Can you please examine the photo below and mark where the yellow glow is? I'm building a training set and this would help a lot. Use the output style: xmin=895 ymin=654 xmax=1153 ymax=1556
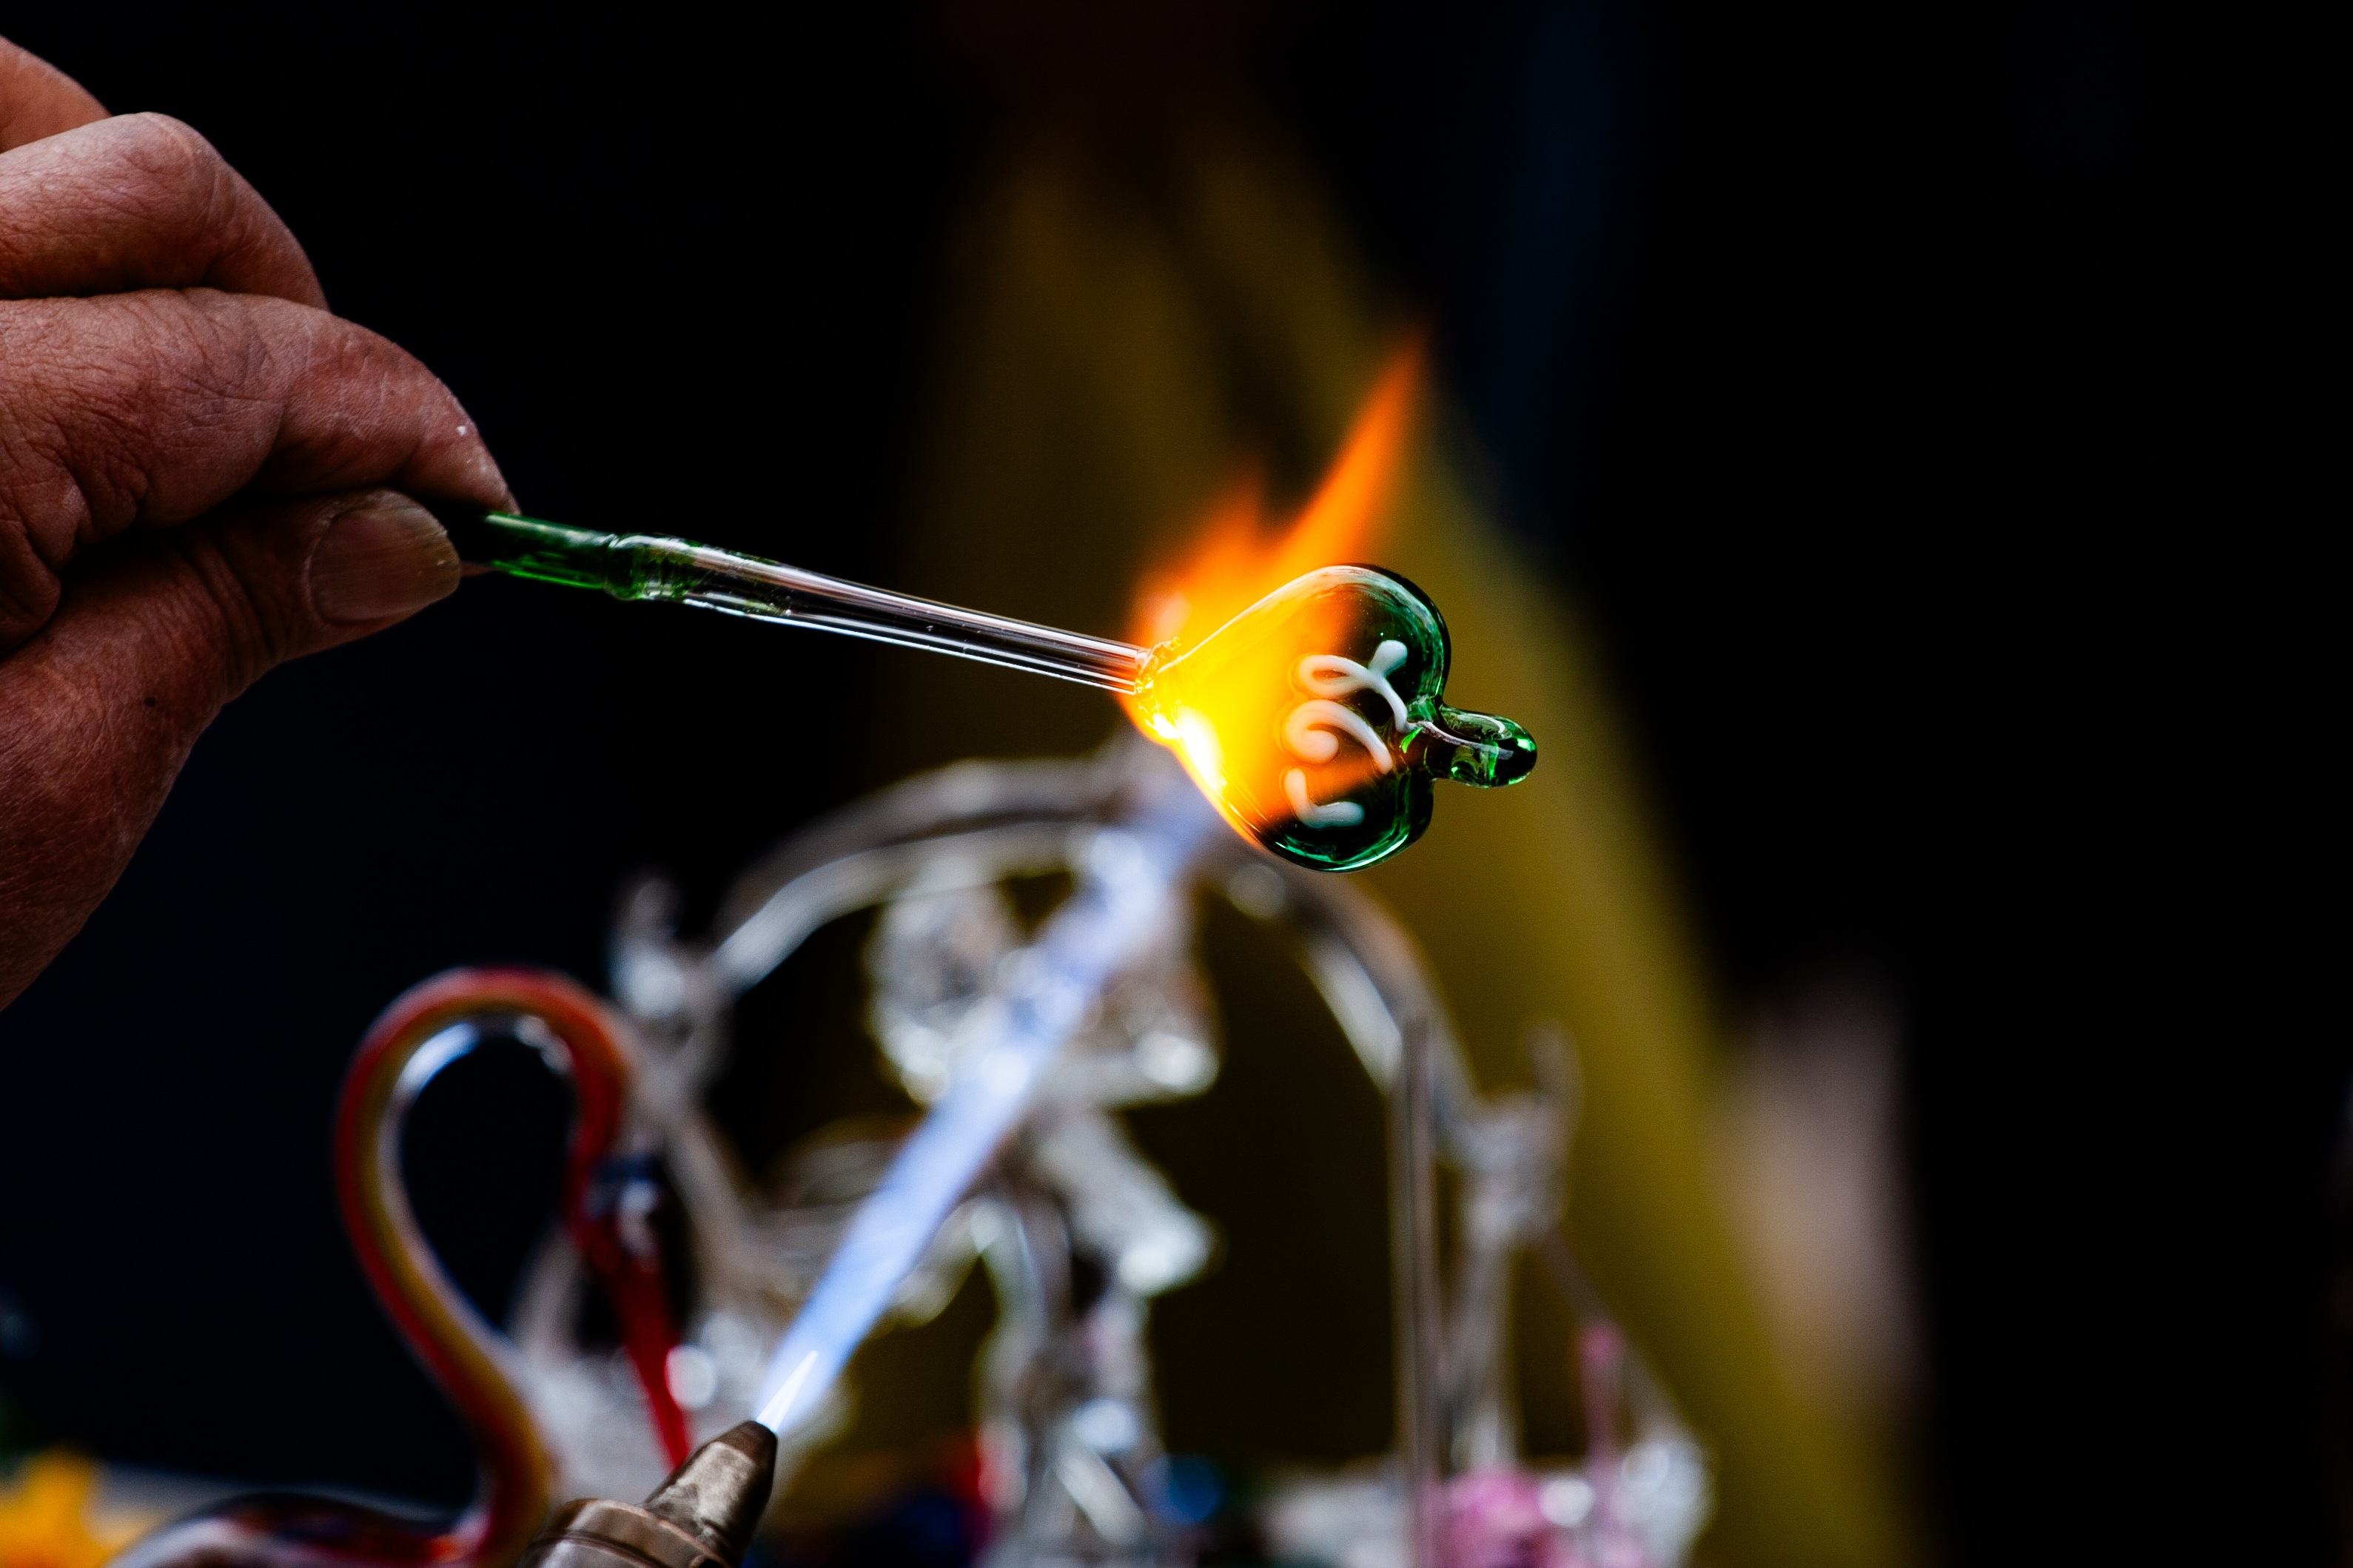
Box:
xmin=1175 ymin=708 xmax=1227 ymax=795
xmin=1125 ymin=348 xmax=1420 ymax=839
xmin=0 ymin=1455 xmax=150 ymax=1568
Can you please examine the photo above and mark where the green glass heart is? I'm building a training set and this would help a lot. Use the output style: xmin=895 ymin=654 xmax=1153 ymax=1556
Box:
xmin=1130 ymin=566 xmax=1536 ymax=870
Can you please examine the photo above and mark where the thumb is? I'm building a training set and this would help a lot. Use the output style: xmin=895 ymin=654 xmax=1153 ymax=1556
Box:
xmin=0 ymin=489 xmax=457 ymax=1009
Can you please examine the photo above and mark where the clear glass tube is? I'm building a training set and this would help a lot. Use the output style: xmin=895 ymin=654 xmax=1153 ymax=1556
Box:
xmin=452 ymin=511 xmax=1149 ymax=693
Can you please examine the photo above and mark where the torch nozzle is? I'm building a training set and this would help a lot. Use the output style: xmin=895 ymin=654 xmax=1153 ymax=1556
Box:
xmin=643 ymin=1421 xmax=777 ymax=1563
xmin=515 ymin=1422 xmax=777 ymax=1568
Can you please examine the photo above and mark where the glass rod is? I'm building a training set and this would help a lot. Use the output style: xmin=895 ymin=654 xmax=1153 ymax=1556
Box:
xmin=443 ymin=510 xmax=1150 ymax=693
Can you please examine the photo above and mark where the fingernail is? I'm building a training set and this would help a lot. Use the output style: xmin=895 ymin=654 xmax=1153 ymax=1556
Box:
xmin=310 ymin=497 xmax=460 ymax=624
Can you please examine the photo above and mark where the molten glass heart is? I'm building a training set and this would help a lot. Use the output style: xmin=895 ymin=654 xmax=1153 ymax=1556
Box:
xmin=1128 ymin=567 xmax=1536 ymax=870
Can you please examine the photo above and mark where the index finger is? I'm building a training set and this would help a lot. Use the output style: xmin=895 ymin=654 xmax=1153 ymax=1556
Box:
xmin=0 ymin=36 xmax=106 ymax=151
xmin=0 ymin=289 xmax=508 ymax=650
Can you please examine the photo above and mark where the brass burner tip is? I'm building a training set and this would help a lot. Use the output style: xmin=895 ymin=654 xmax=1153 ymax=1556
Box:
xmin=516 ymin=1422 xmax=778 ymax=1568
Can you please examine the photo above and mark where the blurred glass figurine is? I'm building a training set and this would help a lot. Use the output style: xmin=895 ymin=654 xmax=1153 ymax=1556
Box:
xmin=103 ymin=739 xmax=1700 ymax=1568
xmin=604 ymin=740 xmax=1708 ymax=1567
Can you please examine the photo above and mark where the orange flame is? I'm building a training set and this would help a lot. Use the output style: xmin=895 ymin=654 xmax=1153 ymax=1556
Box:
xmin=1126 ymin=343 xmax=1422 ymax=655
xmin=1124 ymin=346 xmax=1423 ymax=846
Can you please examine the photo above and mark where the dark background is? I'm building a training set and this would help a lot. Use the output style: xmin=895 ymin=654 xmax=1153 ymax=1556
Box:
xmin=0 ymin=2 xmax=2334 ymax=1561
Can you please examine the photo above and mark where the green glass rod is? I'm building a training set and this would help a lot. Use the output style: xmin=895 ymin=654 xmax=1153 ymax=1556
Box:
xmin=437 ymin=508 xmax=1148 ymax=693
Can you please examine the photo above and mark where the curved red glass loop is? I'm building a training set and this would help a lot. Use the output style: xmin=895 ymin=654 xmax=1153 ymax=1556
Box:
xmin=338 ymin=967 xmax=695 ymax=1481
xmin=110 ymin=968 xmax=690 ymax=1568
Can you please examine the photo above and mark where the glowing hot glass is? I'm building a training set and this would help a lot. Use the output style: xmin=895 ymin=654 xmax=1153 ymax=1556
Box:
xmin=1128 ymin=566 xmax=1534 ymax=869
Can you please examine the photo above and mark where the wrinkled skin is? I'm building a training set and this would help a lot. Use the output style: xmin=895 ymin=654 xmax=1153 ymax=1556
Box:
xmin=0 ymin=37 xmax=508 ymax=1009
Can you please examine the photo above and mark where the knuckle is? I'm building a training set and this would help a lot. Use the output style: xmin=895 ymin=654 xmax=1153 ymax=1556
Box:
xmin=108 ymin=115 xmax=320 ymax=308
xmin=155 ymin=525 xmax=282 ymax=689
xmin=38 ymin=117 xmax=198 ymax=257
xmin=113 ymin=112 xmax=225 ymax=182
xmin=104 ymin=113 xmax=241 ymax=243
xmin=281 ymin=310 xmax=457 ymax=478
xmin=1 ymin=293 xmax=281 ymax=533
xmin=0 ymin=304 xmax=110 ymax=536
xmin=172 ymin=290 xmax=284 ymax=398
xmin=0 ymin=509 xmax=64 ymax=647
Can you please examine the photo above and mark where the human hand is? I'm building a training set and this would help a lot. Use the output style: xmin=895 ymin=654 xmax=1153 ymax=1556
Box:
xmin=0 ymin=38 xmax=509 ymax=1009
